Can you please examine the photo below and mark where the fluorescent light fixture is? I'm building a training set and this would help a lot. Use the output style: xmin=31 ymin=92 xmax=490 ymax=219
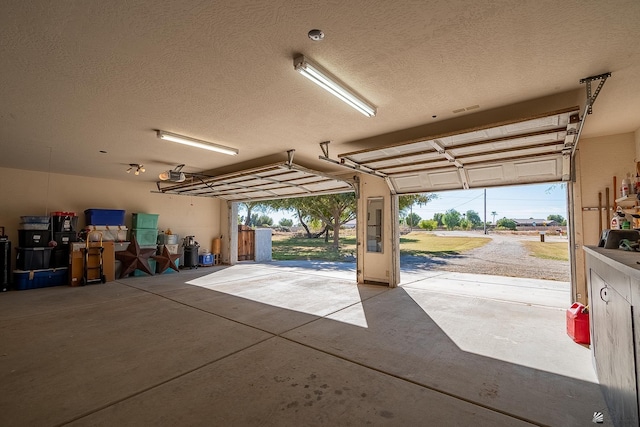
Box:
xmin=294 ymin=55 xmax=376 ymax=117
xmin=157 ymin=131 xmax=239 ymax=156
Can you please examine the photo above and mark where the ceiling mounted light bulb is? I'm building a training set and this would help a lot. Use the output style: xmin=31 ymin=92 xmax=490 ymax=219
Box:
xmin=157 ymin=131 xmax=238 ymax=156
xmin=293 ymin=55 xmax=376 ymax=117
xmin=158 ymin=164 xmax=186 ymax=182
xmin=127 ymin=163 xmax=145 ymax=175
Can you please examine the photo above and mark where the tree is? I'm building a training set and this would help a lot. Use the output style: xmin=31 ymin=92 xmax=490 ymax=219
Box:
xmin=398 ymin=194 xmax=437 ymax=216
xmin=433 ymin=213 xmax=444 ymax=227
xmin=240 ymin=201 xmax=266 ymax=226
xmin=257 ymin=215 xmax=273 ymax=226
xmin=278 ymin=218 xmax=293 ymax=227
xmin=491 ymin=211 xmax=497 ymax=224
xmin=547 ymin=214 xmax=567 ymax=226
xmin=247 ymin=213 xmax=258 ymax=227
xmin=442 ymin=209 xmax=461 ymax=229
xmin=459 ymin=218 xmax=471 ymax=230
xmin=465 ymin=210 xmax=482 ymax=228
xmin=263 ymin=193 xmax=356 ymax=248
xmin=405 ymin=212 xmax=422 ymax=228
xmin=496 ymin=217 xmax=516 ymax=230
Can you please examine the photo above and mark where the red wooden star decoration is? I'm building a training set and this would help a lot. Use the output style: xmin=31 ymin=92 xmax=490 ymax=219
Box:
xmin=115 ymin=234 xmax=156 ymax=278
xmin=152 ymin=244 xmax=181 ymax=274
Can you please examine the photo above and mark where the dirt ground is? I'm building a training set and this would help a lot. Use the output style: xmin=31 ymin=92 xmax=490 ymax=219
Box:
xmin=400 ymin=230 xmax=570 ymax=282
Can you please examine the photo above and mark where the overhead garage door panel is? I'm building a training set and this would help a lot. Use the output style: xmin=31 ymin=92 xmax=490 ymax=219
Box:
xmin=390 ymin=156 xmax=564 ymax=193
xmin=155 ymin=163 xmax=354 ymax=202
xmin=339 ymin=107 xmax=580 ymax=194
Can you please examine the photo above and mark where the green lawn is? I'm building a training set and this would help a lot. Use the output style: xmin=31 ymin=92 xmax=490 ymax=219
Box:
xmin=271 ymin=232 xmax=491 ymax=261
xmin=522 ymin=241 xmax=569 ymax=261
xmin=272 ymin=234 xmax=357 ymax=261
xmin=399 ymin=232 xmax=490 ymax=256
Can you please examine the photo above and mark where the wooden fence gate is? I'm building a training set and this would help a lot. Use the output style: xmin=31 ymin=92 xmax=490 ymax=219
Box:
xmin=238 ymin=225 xmax=255 ymax=261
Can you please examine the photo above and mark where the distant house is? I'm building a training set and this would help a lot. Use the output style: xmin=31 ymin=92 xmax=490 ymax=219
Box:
xmin=512 ymin=218 xmax=558 ymax=227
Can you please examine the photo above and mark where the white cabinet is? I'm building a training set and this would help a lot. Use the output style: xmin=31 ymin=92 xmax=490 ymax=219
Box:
xmin=586 ymin=251 xmax=640 ymax=426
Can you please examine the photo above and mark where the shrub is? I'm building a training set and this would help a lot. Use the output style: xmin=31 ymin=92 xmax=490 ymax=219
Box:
xmin=418 ymin=219 xmax=438 ymax=230
xmin=496 ymin=217 xmax=516 ymax=230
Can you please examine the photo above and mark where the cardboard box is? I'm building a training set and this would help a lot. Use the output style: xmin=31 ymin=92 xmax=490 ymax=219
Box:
xmin=69 ymin=241 xmax=115 ymax=286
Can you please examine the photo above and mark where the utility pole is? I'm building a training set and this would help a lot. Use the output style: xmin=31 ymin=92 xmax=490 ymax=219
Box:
xmin=483 ymin=188 xmax=487 ymax=235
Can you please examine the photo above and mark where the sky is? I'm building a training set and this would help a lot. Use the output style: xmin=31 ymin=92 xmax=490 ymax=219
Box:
xmin=409 ymin=182 xmax=568 ymax=223
xmin=243 ymin=182 xmax=569 ymax=225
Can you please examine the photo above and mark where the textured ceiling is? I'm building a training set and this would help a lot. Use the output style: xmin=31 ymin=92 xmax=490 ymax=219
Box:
xmin=1 ymin=1 xmax=639 ymax=185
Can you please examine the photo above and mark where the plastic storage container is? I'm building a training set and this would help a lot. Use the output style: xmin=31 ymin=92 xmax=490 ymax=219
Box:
xmin=20 ymin=216 xmax=50 ymax=224
xmin=131 ymin=229 xmax=158 ymax=246
xmin=52 ymin=231 xmax=77 ymax=246
xmin=133 ymin=259 xmax=156 ymax=277
xmin=159 ymin=243 xmax=180 ymax=254
xmin=15 ymin=247 xmax=53 ymax=270
xmin=13 ymin=268 xmax=68 ymax=290
xmin=18 ymin=230 xmax=51 ymax=248
xmin=132 ymin=213 xmax=159 ymax=229
xmin=84 ymin=209 xmax=126 ymax=226
xmin=566 ymin=302 xmax=590 ymax=344
xmin=87 ymin=225 xmax=127 ymax=242
xmin=20 ymin=223 xmax=50 ymax=230
xmin=50 ymin=247 xmax=69 ymax=268
xmin=198 ymin=253 xmax=213 ymax=266
xmin=51 ymin=214 xmax=78 ymax=232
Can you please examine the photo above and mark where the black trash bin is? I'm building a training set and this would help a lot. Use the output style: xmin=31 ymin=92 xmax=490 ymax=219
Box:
xmin=182 ymin=236 xmax=199 ymax=269
xmin=1 ymin=227 xmax=10 ymax=292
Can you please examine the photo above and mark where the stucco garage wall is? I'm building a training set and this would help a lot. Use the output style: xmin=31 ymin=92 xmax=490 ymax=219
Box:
xmin=573 ymin=131 xmax=636 ymax=303
xmin=0 ymin=166 xmax=223 ymax=258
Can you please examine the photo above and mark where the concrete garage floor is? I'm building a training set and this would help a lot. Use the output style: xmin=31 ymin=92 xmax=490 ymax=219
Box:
xmin=0 ymin=263 xmax=610 ymax=426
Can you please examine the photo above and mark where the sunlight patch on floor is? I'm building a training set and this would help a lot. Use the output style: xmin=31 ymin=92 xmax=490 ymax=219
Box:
xmin=403 ymin=287 xmax=598 ymax=383
xmin=186 ymin=267 xmax=369 ymax=328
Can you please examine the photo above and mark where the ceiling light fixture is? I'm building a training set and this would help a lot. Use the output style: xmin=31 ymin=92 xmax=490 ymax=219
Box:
xmin=159 ymin=164 xmax=186 ymax=183
xmin=157 ymin=130 xmax=238 ymax=156
xmin=293 ymin=55 xmax=376 ymax=117
xmin=126 ymin=164 xmax=145 ymax=175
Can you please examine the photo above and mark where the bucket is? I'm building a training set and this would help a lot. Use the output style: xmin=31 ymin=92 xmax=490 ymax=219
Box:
xmin=163 ymin=234 xmax=179 ymax=245
xmin=212 ymin=237 xmax=221 ymax=254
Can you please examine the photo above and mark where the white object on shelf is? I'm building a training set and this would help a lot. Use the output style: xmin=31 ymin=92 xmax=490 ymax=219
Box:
xmin=615 ymin=196 xmax=638 ymax=208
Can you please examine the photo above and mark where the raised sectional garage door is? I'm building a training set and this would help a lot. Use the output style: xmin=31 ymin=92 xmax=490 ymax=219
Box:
xmin=335 ymin=107 xmax=581 ymax=194
xmin=154 ymin=162 xmax=354 ymax=202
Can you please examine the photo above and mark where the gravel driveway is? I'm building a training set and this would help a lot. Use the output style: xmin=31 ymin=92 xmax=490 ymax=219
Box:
xmin=400 ymin=231 xmax=570 ymax=282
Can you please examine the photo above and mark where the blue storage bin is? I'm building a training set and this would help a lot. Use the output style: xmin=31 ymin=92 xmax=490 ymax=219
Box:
xmin=13 ymin=268 xmax=68 ymax=290
xmin=84 ymin=209 xmax=126 ymax=226
xmin=199 ymin=253 xmax=213 ymax=266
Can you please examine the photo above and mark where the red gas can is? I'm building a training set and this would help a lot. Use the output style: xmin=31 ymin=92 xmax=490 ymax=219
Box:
xmin=566 ymin=302 xmax=590 ymax=344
